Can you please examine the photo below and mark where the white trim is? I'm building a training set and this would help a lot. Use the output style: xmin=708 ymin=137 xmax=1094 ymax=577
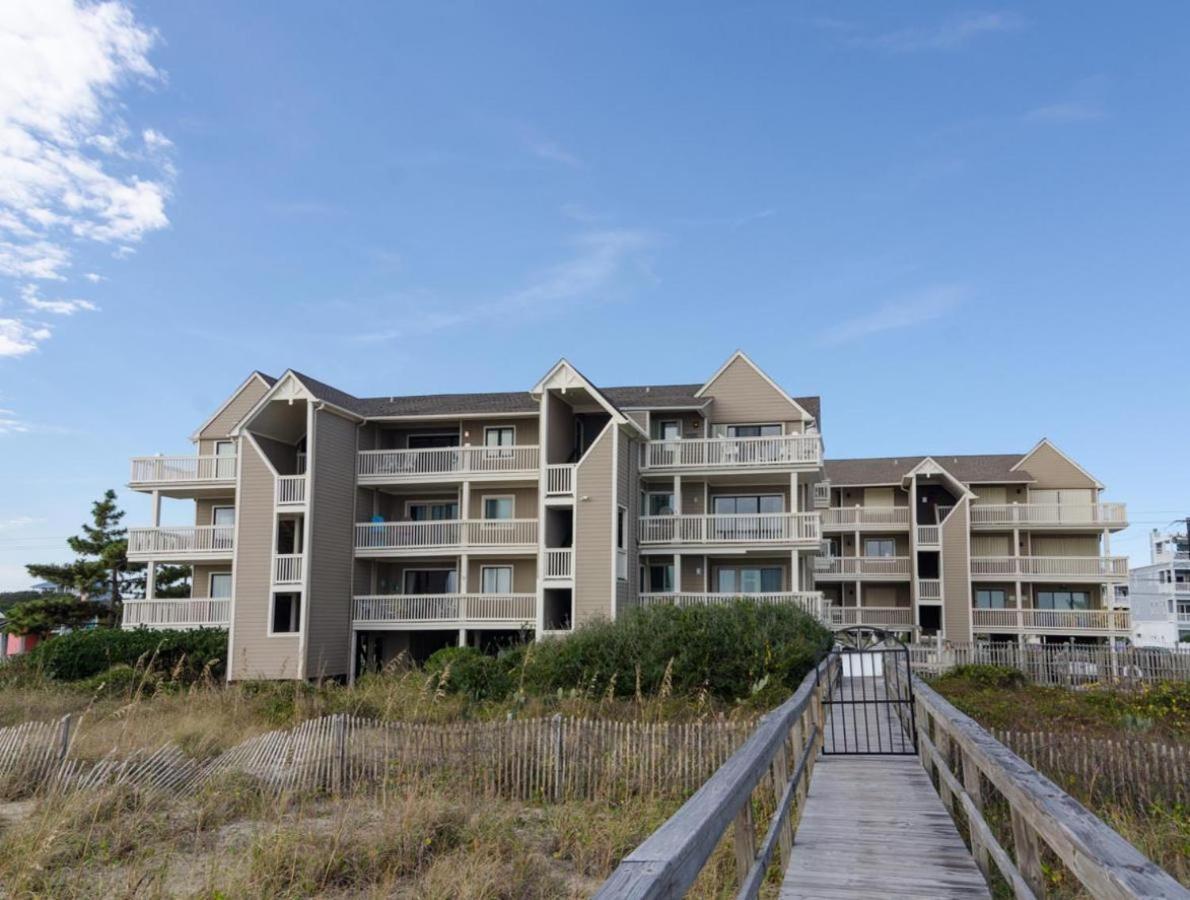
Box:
xmin=694 ymin=350 xmax=812 ymax=422
xmin=480 ymin=493 xmax=517 ymax=520
xmin=656 ymin=419 xmax=681 ymax=441
xmin=530 ymin=358 xmax=648 ymax=439
xmin=482 ymin=424 xmax=517 ymax=446
xmin=228 ymin=370 xmax=364 ymax=439
xmin=902 ymin=457 xmax=976 ymax=500
xmin=208 ymin=570 xmax=233 ymax=599
xmin=211 ymin=504 xmax=235 ymax=526
xmin=1012 ymin=438 xmax=1105 ymax=490
xmin=479 ymin=563 xmax=515 ymax=594
xmin=643 ymin=489 xmax=676 ymax=516
xmin=295 ymin=401 xmax=315 ymax=675
xmin=190 ymin=372 xmax=274 ymax=441
xmin=267 ymin=591 xmax=303 ymax=636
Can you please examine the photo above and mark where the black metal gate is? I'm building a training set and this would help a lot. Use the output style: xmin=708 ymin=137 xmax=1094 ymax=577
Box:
xmin=819 ymin=627 xmax=917 ymax=755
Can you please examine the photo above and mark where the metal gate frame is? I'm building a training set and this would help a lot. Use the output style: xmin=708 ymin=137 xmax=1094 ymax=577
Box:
xmin=818 ymin=626 xmax=918 ymax=755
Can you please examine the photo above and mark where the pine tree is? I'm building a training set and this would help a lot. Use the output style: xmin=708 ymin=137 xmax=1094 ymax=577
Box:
xmin=26 ymin=489 xmax=131 ymax=626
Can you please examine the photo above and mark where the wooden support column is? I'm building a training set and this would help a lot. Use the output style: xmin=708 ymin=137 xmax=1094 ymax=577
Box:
xmin=732 ymin=797 xmax=757 ymax=884
xmin=961 ymin=749 xmax=990 ymax=877
xmin=1010 ymin=809 xmax=1045 ymax=896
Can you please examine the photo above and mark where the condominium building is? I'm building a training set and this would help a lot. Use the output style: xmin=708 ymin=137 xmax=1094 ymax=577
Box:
xmin=123 ymin=352 xmax=1130 ymax=680
xmin=1128 ymin=530 xmax=1190 ymax=648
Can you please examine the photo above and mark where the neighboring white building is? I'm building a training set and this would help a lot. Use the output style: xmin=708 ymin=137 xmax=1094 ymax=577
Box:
xmin=1129 ymin=529 xmax=1190 ymax=648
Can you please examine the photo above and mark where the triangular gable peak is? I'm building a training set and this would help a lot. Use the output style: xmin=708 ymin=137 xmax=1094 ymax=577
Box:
xmin=902 ymin=457 xmax=975 ymax=500
xmin=531 ymin=359 xmax=647 ymax=437
xmin=229 ymin=370 xmax=366 ymax=438
xmin=1011 ymin=438 xmax=1103 ymax=490
xmin=190 ymin=371 xmax=275 ymax=442
xmin=694 ymin=350 xmax=813 ymax=423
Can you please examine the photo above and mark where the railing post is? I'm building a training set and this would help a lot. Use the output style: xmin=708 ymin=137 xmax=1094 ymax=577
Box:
xmin=552 ymin=714 xmax=564 ymax=803
xmin=732 ymin=795 xmax=757 ymax=886
xmin=58 ymin=713 xmax=74 ymax=763
xmin=961 ymin=749 xmax=990 ymax=877
xmin=1010 ymin=808 xmax=1045 ymax=896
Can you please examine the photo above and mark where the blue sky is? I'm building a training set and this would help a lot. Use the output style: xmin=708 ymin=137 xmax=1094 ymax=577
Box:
xmin=2 ymin=2 xmax=1189 ymax=588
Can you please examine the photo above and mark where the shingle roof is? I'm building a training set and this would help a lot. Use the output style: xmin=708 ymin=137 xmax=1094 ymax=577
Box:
xmin=601 ymin=384 xmax=705 ymax=408
xmin=824 ymin=454 xmax=1031 ymax=486
xmin=355 ymin=391 xmax=539 ymax=417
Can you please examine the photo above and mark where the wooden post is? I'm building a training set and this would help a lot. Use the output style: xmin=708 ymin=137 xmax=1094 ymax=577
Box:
xmin=772 ymin=742 xmax=793 ymax=866
xmin=936 ymin=728 xmax=954 ymax=812
xmin=332 ymin=713 xmax=347 ymax=795
xmin=552 ymin=714 xmax=564 ymax=803
xmin=1010 ymin=808 xmax=1044 ymax=896
xmin=732 ymin=795 xmax=757 ymax=886
xmin=58 ymin=713 xmax=74 ymax=762
xmin=961 ymin=749 xmax=990 ymax=876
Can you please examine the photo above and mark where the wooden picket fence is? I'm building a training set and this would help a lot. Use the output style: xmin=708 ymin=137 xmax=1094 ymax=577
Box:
xmin=990 ymin=730 xmax=1187 ymax=810
xmin=0 ymin=713 xmax=753 ymax=803
xmin=907 ymin=641 xmax=1190 ymax=686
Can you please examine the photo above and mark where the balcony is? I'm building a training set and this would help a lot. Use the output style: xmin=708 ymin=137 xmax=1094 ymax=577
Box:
xmin=827 ymin=606 xmax=914 ymax=629
xmin=972 ymin=608 xmax=1130 ymax=634
xmin=357 ymin=446 xmax=539 ymax=483
xmin=276 ymin=475 xmax=306 ymax=505
xmin=820 ymin=506 xmax=910 ymax=531
xmin=641 ymin=434 xmax=822 ymax=471
xmin=917 ymin=578 xmax=942 ymax=601
xmin=814 ymin=556 xmax=912 ymax=579
xmin=638 ymin=513 xmax=820 ymax=547
xmin=916 ymin=524 xmax=941 ymax=547
xmin=544 ymin=548 xmax=573 ymax=580
xmin=970 ymin=556 xmax=1128 ymax=580
xmin=634 ymin=591 xmax=826 ymax=620
xmin=127 ymin=525 xmax=235 ymax=561
xmin=812 ymin=482 xmax=830 ymax=508
xmin=352 ymin=593 xmax=536 ymax=627
xmin=545 ymin=464 xmax=576 ymax=498
xmin=122 ymin=598 xmax=231 ymax=629
xmin=129 ymin=455 xmax=236 ymax=495
xmin=969 ymin=503 xmax=1127 ymax=529
xmin=274 ymin=553 xmax=303 ymax=585
xmin=353 ymin=519 xmax=538 ymax=555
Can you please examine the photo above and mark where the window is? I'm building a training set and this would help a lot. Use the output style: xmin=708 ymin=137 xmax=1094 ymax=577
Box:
xmin=408 ymin=433 xmax=459 ymax=449
xmin=483 ymin=426 xmax=516 ymax=461
xmin=658 ymin=421 xmax=680 ymax=441
xmin=408 ymin=501 xmax=458 ymax=521
xmin=271 ymin=593 xmax=301 ymax=633
xmin=403 ymin=569 xmax=456 ymax=594
xmin=483 ymin=496 xmax=514 ymax=520
xmin=617 ymin=506 xmax=627 ymax=550
xmin=644 ymin=492 xmax=675 ymax=516
xmin=1037 ymin=591 xmax=1090 ymax=611
xmin=864 ymin=538 xmax=896 ymax=558
xmin=209 ymin=573 xmax=232 ymax=599
xmin=212 ymin=506 xmax=235 ymax=550
xmin=712 ymin=495 xmax=783 ymax=515
xmin=642 ymin=564 xmax=674 ymax=593
xmin=726 ymin=424 xmax=781 ymax=438
xmin=975 ymin=589 xmax=1006 ymax=609
xmin=481 ymin=566 xmax=513 ymax=594
xmin=716 ymin=566 xmax=782 ymax=594
xmin=212 ymin=506 xmax=235 ymax=526
xmin=825 ymin=536 xmax=842 ymax=558
xmin=214 ymin=440 xmax=235 ymax=478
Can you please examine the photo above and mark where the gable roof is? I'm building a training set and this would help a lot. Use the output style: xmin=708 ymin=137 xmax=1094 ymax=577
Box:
xmin=189 ymin=371 xmax=276 ymax=441
xmin=1011 ymin=438 xmax=1104 ymax=490
xmin=694 ymin=350 xmax=815 ymax=422
xmin=825 ymin=453 xmax=1032 ymax=486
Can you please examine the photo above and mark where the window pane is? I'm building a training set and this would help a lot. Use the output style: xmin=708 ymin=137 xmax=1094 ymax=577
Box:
xmin=648 ymin=565 xmax=673 ymax=592
xmin=761 ymin=568 xmax=782 ymax=592
xmin=210 ymin=573 xmax=232 ymax=598
xmin=736 ymin=497 xmax=759 ymax=515
xmin=485 ymin=428 xmax=514 ymax=446
xmin=659 ymin=422 xmax=680 ymax=440
xmin=717 ymin=569 xmax=738 ymax=593
xmin=740 ymin=568 xmax=762 ymax=593
xmin=864 ymin=539 xmax=894 ymax=558
xmin=482 ymin=567 xmax=512 ymax=593
xmin=649 ymin=493 xmax=674 ymax=515
xmin=213 ymin=507 xmax=235 ymax=526
xmin=617 ymin=507 xmax=626 ymax=549
xmin=759 ymin=495 xmax=783 ymax=514
xmin=713 ymin=496 xmax=736 ymax=515
xmin=484 ymin=497 xmax=513 ymax=519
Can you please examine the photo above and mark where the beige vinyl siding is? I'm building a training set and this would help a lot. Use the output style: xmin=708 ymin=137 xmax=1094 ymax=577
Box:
xmin=545 ymin=392 xmax=574 ymax=464
xmin=679 ymin=555 xmax=705 ymax=591
xmin=467 ymin=557 xmax=537 ymax=593
xmin=615 ymin=431 xmax=639 ymax=611
xmin=304 ymin=409 xmax=358 ymax=679
xmin=190 ymin=564 xmax=230 ymax=599
xmin=194 ymin=497 xmax=235 ymax=526
xmin=703 ymin=355 xmax=805 ymax=425
xmin=468 ymin=486 xmax=538 ymax=519
xmin=229 ymin=439 xmax=300 ymax=680
xmin=1028 ymin=488 xmax=1094 ymax=506
xmin=573 ymin=423 xmax=614 ymax=625
xmin=464 ymin=416 xmax=539 ymax=446
xmin=971 ymin=534 xmax=1012 ymax=556
xmin=940 ymin=498 xmax=972 ymax=641
xmin=625 ymin=409 xmax=649 ymax=430
xmin=1017 ymin=443 xmax=1098 ymax=489
xmin=680 ymin=481 xmax=705 ymax=515
xmin=861 ymin=584 xmax=910 ymax=607
xmin=198 ymin=376 xmax=270 ymax=451
xmin=863 ymin=487 xmax=894 ymax=507
xmin=838 ymin=487 xmax=909 ymax=507
xmin=1030 ymin=535 xmax=1100 ymax=557
xmin=649 ymin=411 xmax=703 ymax=439
xmin=971 ymin=486 xmax=1007 ymax=504
xmin=847 ymin=533 xmax=911 ymax=557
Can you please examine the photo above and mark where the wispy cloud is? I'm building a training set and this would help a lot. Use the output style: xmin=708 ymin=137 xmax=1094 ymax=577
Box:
xmin=0 ymin=0 xmax=171 ymax=356
xmin=819 ymin=285 xmax=966 ymax=346
xmin=674 ymin=209 xmax=777 ymax=230
xmin=353 ymin=229 xmax=655 ymax=341
xmin=525 ymin=135 xmax=583 ymax=168
xmin=0 ymin=515 xmax=43 ymax=530
xmin=838 ymin=12 xmax=1024 ymax=53
xmin=0 ymin=406 xmax=33 ymax=433
xmin=1024 ymin=101 xmax=1106 ymax=124
xmin=21 ymin=284 xmax=98 ymax=315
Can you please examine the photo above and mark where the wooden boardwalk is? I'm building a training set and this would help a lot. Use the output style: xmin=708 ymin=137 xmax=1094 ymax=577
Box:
xmin=781 ymin=675 xmax=991 ymax=899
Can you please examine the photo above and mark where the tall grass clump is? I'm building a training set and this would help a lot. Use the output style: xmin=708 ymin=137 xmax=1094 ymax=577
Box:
xmin=17 ymin=627 xmax=227 ymax=683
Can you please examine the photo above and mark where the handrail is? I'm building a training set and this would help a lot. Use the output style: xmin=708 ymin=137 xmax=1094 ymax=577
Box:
xmin=891 ymin=662 xmax=1185 ymax=899
xmin=595 ymin=655 xmax=835 ymax=899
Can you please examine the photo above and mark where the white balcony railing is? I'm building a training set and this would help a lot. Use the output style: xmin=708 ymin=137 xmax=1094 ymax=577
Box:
xmin=813 ymin=482 xmax=830 ymax=508
xmin=352 ymin=593 xmax=536 ymax=625
xmin=827 ymin=606 xmax=914 ymax=628
xmin=820 ymin=506 xmax=910 ymax=529
xmin=916 ymin=525 xmax=941 ymax=546
xmin=638 ymin=513 xmax=820 ymax=545
xmin=130 ymin=455 xmax=236 ymax=484
xmin=122 ymin=598 xmax=231 ymax=628
xmin=128 ymin=526 xmax=235 ymax=557
xmin=636 ymin=591 xmax=826 ymax=620
xmin=917 ymin=578 xmax=942 ymax=601
xmin=969 ymin=503 xmax=1127 ymax=528
xmin=642 ymin=434 xmax=822 ymax=470
xmin=970 ymin=556 xmax=1128 ymax=579
xmin=545 ymin=548 xmax=573 ymax=579
xmin=813 ymin=556 xmax=912 ymax=577
xmin=357 ymin=446 xmax=539 ymax=479
xmin=972 ymin=608 xmax=1130 ymax=633
xmin=546 ymin=464 xmax=576 ymax=496
xmin=354 ymin=519 xmax=538 ymax=552
xmin=276 ymin=475 xmax=306 ymax=505
xmin=274 ymin=553 xmax=303 ymax=584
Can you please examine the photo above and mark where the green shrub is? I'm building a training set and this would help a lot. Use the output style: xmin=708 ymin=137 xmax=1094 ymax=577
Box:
xmin=425 ymin=646 xmax=514 ymax=701
xmin=23 ymin=627 xmax=227 ymax=683
xmin=519 ymin=601 xmax=831 ymax=703
xmin=938 ymin=664 xmax=1026 ymax=690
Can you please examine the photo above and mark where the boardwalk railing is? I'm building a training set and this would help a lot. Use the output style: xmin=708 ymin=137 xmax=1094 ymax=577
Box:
xmin=596 ymin=655 xmax=836 ymax=899
xmin=907 ymin=640 xmax=1190 ymax=685
xmin=891 ymin=662 xmax=1186 ymax=899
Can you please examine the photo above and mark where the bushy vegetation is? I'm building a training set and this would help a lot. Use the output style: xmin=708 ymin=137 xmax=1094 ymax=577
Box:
xmin=14 ymin=626 xmax=227 ymax=683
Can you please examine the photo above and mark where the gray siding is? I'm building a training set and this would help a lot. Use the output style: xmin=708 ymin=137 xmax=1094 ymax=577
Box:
xmin=941 ymin=499 xmax=972 ymax=641
xmin=229 ymin=439 xmax=300 ymax=680
xmin=704 ymin=356 xmax=804 ymax=425
xmin=198 ymin=376 xmax=270 ymax=451
xmin=304 ymin=409 xmax=357 ymax=679
xmin=615 ymin=430 xmax=640 ymax=613
xmin=545 ymin=392 xmax=574 ymax=464
xmin=573 ymin=423 xmax=614 ymax=625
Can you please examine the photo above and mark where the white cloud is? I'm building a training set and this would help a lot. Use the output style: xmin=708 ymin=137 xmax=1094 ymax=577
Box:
xmin=849 ymin=12 xmax=1024 ymax=52
xmin=21 ymin=283 xmax=98 ymax=315
xmin=0 ymin=0 xmax=171 ymax=354
xmin=82 ymin=271 xmax=105 ymax=283
xmin=1024 ymin=102 xmax=1106 ymax=123
xmin=819 ymin=285 xmax=966 ymax=346
xmin=0 ymin=515 xmax=42 ymax=530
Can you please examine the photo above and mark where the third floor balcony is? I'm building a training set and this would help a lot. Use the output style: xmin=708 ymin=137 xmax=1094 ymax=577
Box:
xmin=353 ymin=519 xmax=538 ymax=555
xmin=970 ymin=555 xmax=1128 ymax=580
xmin=820 ymin=506 xmax=910 ymax=530
xmin=357 ymin=445 xmax=540 ymax=483
xmin=129 ymin=454 xmax=236 ymax=494
xmin=638 ymin=512 xmax=821 ymax=547
xmin=641 ymin=433 xmax=822 ymax=472
xmin=968 ymin=502 xmax=1127 ymax=530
